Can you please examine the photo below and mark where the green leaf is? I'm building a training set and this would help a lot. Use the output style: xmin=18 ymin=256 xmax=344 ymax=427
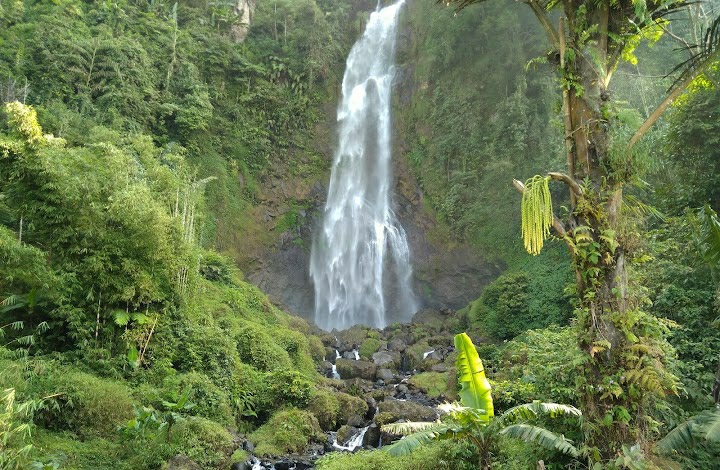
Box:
xmin=454 ymin=332 xmax=493 ymax=419
xmin=500 ymin=423 xmax=580 ymax=457
xmin=383 ymin=423 xmax=455 ymax=457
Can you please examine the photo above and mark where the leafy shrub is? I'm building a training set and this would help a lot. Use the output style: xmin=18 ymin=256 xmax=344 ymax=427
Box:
xmin=265 ymin=369 xmax=314 ymax=409
xmin=249 ymin=408 xmax=323 ymax=457
xmin=33 ymin=369 xmax=134 ymax=439
xmin=199 ymin=250 xmax=238 ymax=285
xmin=162 ymin=372 xmax=233 ymax=425
xmin=235 ymin=323 xmax=292 ymax=372
xmin=308 ymin=390 xmax=340 ymax=431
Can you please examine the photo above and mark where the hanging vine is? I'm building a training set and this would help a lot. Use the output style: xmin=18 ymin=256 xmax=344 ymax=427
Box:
xmin=521 ymin=175 xmax=553 ymax=255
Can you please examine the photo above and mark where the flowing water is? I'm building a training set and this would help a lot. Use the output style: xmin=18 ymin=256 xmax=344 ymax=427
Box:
xmin=310 ymin=0 xmax=417 ymax=331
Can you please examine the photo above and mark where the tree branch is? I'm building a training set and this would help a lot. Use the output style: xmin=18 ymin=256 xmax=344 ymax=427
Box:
xmin=512 ymin=179 xmax=567 ymax=238
xmin=522 ymin=0 xmax=560 ymax=49
xmin=628 ymin=47 xmax=720 ymax=150
xmin=548 ymin=172 xmax=583 ymax=197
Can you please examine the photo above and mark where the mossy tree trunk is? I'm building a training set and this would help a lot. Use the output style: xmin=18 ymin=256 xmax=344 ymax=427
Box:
xmin=443 ymin=0 xmax=720 ymax=463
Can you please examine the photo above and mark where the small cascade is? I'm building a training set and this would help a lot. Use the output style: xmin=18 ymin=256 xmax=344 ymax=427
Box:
xmin=333 ymin=426 xmax=370 ymax=452
xmin=352 ymin=349 xmax=360 ymax=361
xmin=335 ymin=349 xmax=341 ymax=360
xmin=331 ymin=364 xmax=341 ymax=380
xmin=423 ymin=349 xmax=435 ymax=360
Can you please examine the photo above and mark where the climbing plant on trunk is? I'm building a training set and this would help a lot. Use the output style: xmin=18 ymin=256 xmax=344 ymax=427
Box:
xmin=441 ymin=0 xmax=720 ymax=464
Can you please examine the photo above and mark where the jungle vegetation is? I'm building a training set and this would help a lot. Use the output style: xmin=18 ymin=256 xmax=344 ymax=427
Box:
xmin=1 ymin=0 xmax=719 ymax=469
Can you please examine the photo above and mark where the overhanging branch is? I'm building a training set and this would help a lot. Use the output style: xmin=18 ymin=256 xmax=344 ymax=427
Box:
xmin=548 ymin=172 xmax=583 ymax=197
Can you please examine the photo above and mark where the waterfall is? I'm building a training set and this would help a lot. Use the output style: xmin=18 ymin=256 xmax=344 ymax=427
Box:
xmin=310 ymin=0 xmax=417 ymax=331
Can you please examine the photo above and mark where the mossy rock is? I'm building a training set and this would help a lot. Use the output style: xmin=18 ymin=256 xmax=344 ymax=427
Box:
xmin=336 ymin=392 xmax=368 ymax=424
xmin=250 ymin=408 xmax=323 ymax=457
xmin=358 ymin=338 xmax=383 ymax=360
xmin=408 ymin=372 xmax=449 ymax=399
xmin=308 ymin=390 xmax=341 ymax=431
xmin=170 ymin=417 xmax=236 ymax=468
xmin=337 ymin=325 xmax=369 ymax=347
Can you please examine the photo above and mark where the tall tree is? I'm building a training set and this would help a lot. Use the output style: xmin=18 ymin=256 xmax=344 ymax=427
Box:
xmin=441 ymin=0 xmax=720 ymax=463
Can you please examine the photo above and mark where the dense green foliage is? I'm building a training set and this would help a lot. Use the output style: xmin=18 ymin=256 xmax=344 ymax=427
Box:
xmin=1 ymin=0 xmax=719 ymax=468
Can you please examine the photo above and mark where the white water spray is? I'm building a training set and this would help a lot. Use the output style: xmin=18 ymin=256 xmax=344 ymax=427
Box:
xmin=310 ymin=0 xmax=417 ymax=331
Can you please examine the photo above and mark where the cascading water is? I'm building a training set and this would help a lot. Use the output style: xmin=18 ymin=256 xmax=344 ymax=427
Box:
xmin=310 ymin=0 xmax=417 ymax=331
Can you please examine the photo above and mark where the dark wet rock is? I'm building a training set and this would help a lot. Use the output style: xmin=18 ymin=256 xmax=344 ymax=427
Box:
xmin=387 ymin=338 xmax=407 ymax=352
xmin=376 ymin=368 xmax=395 ymax=382
xmin=336 ymin=359 xmax=377 ymax=380
xmin=325 ymin=347 xmax=338 ymax=362
xmin=431 ymin=363 xmax=449 ymax=372
xmin=395 ymin=384 xmax=409 ymax=395
xmin=319 ymin=360 xmax=333 ymax=375
xmin=365 ymin=397 xmax=377 ymax=418
xmin=372 ymin=351 xmax=400 ymax=368
xmin=231 ymin=462 xmax=250 ymax=470
xmin=243 ymin=439 xmax=254 ymax=453
xmin=363 ymin=423 xmax=381 ymax=447
xmin=378 ymin=398 xmax=437 ymax=423
xmin=348 ymin=414 xmax=365 ymax=427
xmin=166 ymin=455 xmax=201 ymax=470
xmin=342 ymin=350 xmax=358 ymax=360
xmin=336 ymin=425 xmax=355 ymax=444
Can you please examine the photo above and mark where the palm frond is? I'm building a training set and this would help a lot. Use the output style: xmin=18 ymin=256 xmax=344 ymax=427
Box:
xmin=667 ymin=14 xmax=720 ymax=92
xmin=381 ymin=420 xmax=441 ymax=435
xmin=383 ymin=423 xmax=455 ymax=457
xmin=500 ymin=401 xmax=582 ymax=424
xmin=500 ymin=423 xmax=580 ymax=457
xmin=657 ymin=408 xmax=720 ymax=453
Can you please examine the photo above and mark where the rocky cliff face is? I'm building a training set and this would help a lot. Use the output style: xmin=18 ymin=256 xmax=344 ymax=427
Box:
xmin=242 ymin=4 xmax=501 ymax=327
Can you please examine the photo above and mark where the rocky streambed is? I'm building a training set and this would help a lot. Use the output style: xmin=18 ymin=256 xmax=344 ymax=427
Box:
xmin=233 ymin=308 xmax=466 ymax=470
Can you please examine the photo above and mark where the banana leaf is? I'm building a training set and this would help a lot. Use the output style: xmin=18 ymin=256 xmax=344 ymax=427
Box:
xmin=454 ymin=332 xmax=493 ymax=419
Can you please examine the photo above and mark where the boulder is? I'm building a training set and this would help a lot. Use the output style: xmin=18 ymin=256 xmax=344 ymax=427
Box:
xmin=387 ymin=338 xmax=407 ymax=352
xmin=336 ymin=359 xmax=377 ymax=380
xmin=362 ymin=423 xmax=381 ymax=448
xmin=377 ymin=398 xmax=437 ymax=423
xmin=376 ymin=368 xmax=395 ymax=382
xmin=372 ymin=351 xmax=400 ymax=369
xmin=431 ymin=363 xmax=449 ymax=373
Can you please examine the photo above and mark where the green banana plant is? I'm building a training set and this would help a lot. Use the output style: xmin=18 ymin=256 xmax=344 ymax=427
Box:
xmin=382 ymin=333 xmax=581 ymax=469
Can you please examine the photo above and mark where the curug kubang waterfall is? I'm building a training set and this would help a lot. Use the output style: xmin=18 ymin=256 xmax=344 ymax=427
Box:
xmin=310 ymin=0 xmax=417 ymax=332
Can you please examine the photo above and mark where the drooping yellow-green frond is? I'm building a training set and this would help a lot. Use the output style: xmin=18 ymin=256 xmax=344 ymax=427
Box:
xmin=521 ymin=175 xmax=553 ymax=256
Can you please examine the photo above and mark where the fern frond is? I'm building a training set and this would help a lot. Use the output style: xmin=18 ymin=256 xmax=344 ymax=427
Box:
xmin=500 ymin=423 xmax=580 ymax=457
